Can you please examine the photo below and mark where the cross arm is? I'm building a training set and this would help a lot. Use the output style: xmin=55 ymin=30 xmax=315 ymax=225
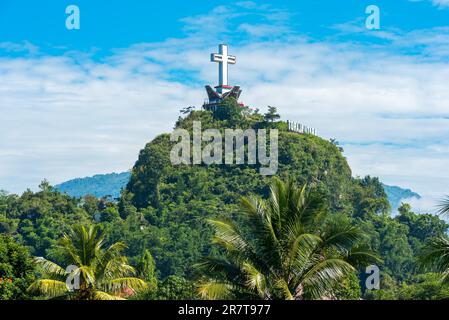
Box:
xmin=227 ymin=55 xmax=236 ymax=64
xmin=211 ymin=53 xmax=223 ymax=62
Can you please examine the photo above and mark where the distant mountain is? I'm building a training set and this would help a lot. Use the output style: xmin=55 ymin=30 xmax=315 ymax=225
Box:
xmin=382 ymin=183 xmax=421 ymax=212
xmin=55 ymin=172 xmax=131 ymax=199
xmin=55 ymin=172 xmax=421 ymax=212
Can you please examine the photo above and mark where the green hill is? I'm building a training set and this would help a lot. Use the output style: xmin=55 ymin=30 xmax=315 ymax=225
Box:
xmin=382 ymin=184 xmax=421 ymax=213
xmin=3 ymin=99 xmax=447 ymax=300
xmin=54 ymin=160 xmax=419 ymax=214
xmin=55 ymin=172 xmax=130 ymax=199
xmin=119 ymin=101 xmax=393 ymax=277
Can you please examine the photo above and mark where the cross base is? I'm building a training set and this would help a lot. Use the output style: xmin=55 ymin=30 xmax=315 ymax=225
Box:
xmin=203 ymin=85 xmax=243 ymax=111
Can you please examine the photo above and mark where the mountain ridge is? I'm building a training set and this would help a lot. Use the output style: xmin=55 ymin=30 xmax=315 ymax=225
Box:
xmin=54 ymin=171 xmax=421 ymax=213
xmin=55 ymin=172 xmax=130 ymax=199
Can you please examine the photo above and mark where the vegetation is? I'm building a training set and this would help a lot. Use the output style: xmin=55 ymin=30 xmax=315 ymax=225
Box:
xmin=264 ymin=106 xmax=281 ymax=123
xmin=28 ymin=225 xmax=147 ymax=300
xmin=0 ymin=235 xmax=35 ymax=300
xmin=1 ymin=102 xmax=448 ymax=300
xmin=196 ymin=178 xmax=380 ymax=299
xmin=55 ymin=172 xmax=131 ymax=199
xmin=382 ymin=184 xmax=421 ymax=213
xmin=416 ymin=199 xmax=449 ymax=287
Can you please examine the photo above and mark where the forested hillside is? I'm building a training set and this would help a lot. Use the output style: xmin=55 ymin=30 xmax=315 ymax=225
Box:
xmin=53 ymin=172 xmax=421 ymax=215
xmin=55 ymin=172 xmax=131 ymax=199
xmin=382 ymin=184 xmax=421 ymax=213
xmin=1 ymin=99 xmax=448 ymax=300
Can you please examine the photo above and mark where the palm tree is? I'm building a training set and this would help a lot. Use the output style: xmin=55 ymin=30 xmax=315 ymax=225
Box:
xmin=418 ymin=197 xmax=449 ymax=285
xmin=195 ymin=178 xmax=380 ymax=300
xmin=28 ymin=224 xmax=147 ymax=300
xmin=438 ymin=196 xmax=449 ymax=216
xmin=419 ymin=237 xmax=449 ymax=285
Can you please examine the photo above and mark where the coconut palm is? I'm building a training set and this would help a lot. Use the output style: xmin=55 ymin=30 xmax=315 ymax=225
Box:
xmin=438 ymin=196 xmax=449 ymax=216
xmin=418 ymin=198 xmax=449 ymax=285
xmin=195 ymin=178 xmax=380 ymax=300
xmin=419 ymin=237 xmax=449 ymax=284
xmin=28 ymin=224 xmax=147 ymax=300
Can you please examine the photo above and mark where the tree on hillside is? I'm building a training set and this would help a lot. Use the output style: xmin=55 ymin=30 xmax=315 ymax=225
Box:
xmin=0 ymin=235 xmax=35 ymax=300
xmin=264 ymin=106 xmax=280 ymax=123
xmin=28 ymin=224 xmax=147 ymax=300
xmin=3 ymin=181 xmax=91 ymax=256
xmin=0 ymin=191 xmax=19 ymax=234
xmin=396 ymin=203 xmax=448 ymax=242
xmin=213 ymin=97 xmax=245 ymax=124
xmin=150 ymin=275 xmax=197 ymax=300
xmin=195 ymin=178 xmax=380 ymax=300
xmin=180 ymin=106 xmax=195 ymax=115
xmin=417 ymin=198 xmax=449 ymax=288
xmin=137 ymin=249 xmax=157 ymax=290
xmin=419 ymin=237 xmax=449 ymax=285
xmin=351 ymin=176 xmax=390 ymax=218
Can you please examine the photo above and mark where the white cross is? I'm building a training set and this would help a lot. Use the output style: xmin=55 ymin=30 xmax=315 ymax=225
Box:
xmin=211 ymin=44 xmax=236 ymax=90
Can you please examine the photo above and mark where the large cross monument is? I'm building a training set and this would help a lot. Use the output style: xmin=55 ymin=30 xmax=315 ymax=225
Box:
xmin=203 ymin=44 xmax=242 ymax=111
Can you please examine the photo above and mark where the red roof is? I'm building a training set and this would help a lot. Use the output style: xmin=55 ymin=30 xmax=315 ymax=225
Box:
xmin=215 ymin=85 xmax=233 ymax=89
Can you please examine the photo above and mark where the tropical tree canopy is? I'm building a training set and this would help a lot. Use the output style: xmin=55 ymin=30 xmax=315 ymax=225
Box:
xmin=28 ymin=224 xmax=147 ymax=300
xmin=195 ymin=178 xmax=380 ymax=300
xmin=419 ymin=237 xmax=449 ymax=285
xmin=418 ymin=198 xmax=449 ymax=285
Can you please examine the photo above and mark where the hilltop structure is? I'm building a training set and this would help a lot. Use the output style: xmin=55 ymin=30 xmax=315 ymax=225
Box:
xmin=202 ymin=44 xmax=317 ymax=135
xmin=203 ymin=44 xmax=243 ymax=111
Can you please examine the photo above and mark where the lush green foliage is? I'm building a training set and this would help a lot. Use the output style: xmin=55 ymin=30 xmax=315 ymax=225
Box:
xmin=382 ymin=184 xmax=421 ymax=213
xmin=55 ymin=172 xmax=131 ymax=199
xmin=365 ymin=273 xmax=449 ymax=300
xmin=196 ymin=178 xmax=380 ymax=300
xmin=142 ymin=275 xmax=197 ymax=300
xmin=0 ymin=235 xmax=35 ymax=300
xmin=28 ymin=224 xmax=148 ymax=300
xmin=1 ymin=181 xmax=90 ymax=257
xmin=1 ymin=104 xmax=448 ymax=300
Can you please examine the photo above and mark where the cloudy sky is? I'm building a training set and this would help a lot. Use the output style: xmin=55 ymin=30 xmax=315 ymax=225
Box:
xmin=1 ymin=0 xmax=449 ymax=212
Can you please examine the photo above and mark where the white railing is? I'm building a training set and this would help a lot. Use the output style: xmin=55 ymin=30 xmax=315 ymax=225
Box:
xmin=287 ymin=120 xmax=317 ymax=135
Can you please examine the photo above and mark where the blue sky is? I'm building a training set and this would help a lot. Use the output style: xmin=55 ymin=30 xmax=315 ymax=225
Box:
xmin=2 ymin=0 xmax=449 ymax=55
xmin=1 ymin=0 xmax=449 ymax=212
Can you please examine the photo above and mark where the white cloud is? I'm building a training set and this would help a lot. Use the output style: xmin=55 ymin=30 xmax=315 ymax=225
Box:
xmin=1 ymin=3 xmax=449 ymax=200
xmin=409 ymin=0 xmax=449 ymax=8
xmin=402 ymin=196 xmax=440 ymax=214
xmin=432 ymin=0 xmax=449 ymax=8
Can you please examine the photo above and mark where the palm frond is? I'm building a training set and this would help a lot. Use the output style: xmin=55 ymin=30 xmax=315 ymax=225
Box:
xmin=273 ymin=278 xmax=294 ymax=300
xmin=34 ymin=257 xmax=67 ymax=278
xmin=102 ymin=277 xmax=148 ymax=294
xmin=197 ymin=281 xmax=234 ymax=300
xmin=240 ymin=197 xmax=282 ymax=272
xmin=103 ymin=259 xmax=136 ymax=280
xmin=419 ymin=237 xmax=449 ymax=273
xmin=92 ymin=290 xmax=125 ymax=300
xmin=27 ymin=279 xmax=68 ymax=298
xmin=208 ymin=218 xmax=250 ymax=253
xmin=76 ymin=265 xmax=96 ymax=286
xmin=321 ymin=219 xmax=366 ymax=253
xmin=302 ymin=259 xmax=355 ymax=300
xmin=437 ymin=196 xmax=449 ymax=217
xmin=194 ymin=257 xmax=243 ymax=280
xmin=288 ymin=233 xmax=322 ymax=277
xmin=242 ymin=262 xmax=267 ymax=297
xmin=346 ymin=245 xmax=382 ymax=269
